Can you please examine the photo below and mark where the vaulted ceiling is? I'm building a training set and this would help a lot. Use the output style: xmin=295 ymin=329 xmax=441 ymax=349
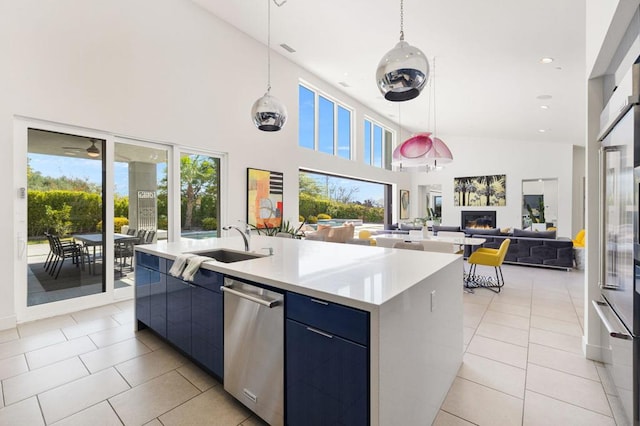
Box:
xmin=193 ymin=0 xmax=586 ymax=146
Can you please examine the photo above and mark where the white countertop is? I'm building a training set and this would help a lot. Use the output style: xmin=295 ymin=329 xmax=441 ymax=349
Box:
xmin=135 ymin=235 xmax=461 ymax=311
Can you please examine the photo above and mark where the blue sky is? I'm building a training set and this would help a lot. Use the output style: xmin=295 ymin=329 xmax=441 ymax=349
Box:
xmin=30 ymin=153 xmax=383 ymax=203
xmin=30 ymin=153 xmax=132 ymax=196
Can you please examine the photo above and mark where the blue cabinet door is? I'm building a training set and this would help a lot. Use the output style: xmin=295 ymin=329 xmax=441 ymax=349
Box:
xmin=134 ymin=266 xmax=152 ymax=328
xmin=149 ymin=271 xmax=167 ymax=338
xmin=191 ymin=286 xmax=223 ymax=378
xmin=166 ymin=276 xmax=191 ymax=355
xmin=286 ymin=319 xmax=369 ymax=426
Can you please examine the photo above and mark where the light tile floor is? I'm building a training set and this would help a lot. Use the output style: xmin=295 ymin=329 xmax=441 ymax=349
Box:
xmin=436 ymin=264 xmax=623 ymax=426
xmin=0 ymin=264 xmax=624 ymax=425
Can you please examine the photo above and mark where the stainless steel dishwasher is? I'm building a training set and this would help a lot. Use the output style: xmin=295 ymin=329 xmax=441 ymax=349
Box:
xmin=221 ymin=277 xmax=284 ymax=426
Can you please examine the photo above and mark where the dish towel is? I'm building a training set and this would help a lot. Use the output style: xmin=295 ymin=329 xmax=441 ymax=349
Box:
xmin=182 ymin=255 xmax=215 ymax=282
xmin=168 ymin=253 xmax=197 ymax=277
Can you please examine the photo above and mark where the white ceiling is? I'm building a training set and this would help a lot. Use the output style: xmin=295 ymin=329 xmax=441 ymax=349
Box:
xmin=192 ymin=0 xmax=586 ymax=146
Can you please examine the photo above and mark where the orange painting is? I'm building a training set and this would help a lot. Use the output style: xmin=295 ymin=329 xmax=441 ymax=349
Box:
xmin=247 ymin=168 xmax=283 ymax=228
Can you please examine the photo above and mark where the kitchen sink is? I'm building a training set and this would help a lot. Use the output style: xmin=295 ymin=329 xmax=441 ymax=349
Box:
xmin=188 ymin=249 xmax=266 ymax=263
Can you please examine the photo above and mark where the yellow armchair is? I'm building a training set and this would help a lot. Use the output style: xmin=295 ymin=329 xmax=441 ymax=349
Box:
xmin=573 ymin=229 xmax=585 ymax=248
xmin=466 ymin=239 xmax=510 ymax=293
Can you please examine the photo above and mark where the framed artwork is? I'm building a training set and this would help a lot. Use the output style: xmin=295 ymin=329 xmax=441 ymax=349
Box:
xmin=247 ymin=168 xmax=283 ymax=228
xmin=454 ymin=174 xmax=506 ymax=207
xmin=400 ymin=189 xmax=410 ymax=219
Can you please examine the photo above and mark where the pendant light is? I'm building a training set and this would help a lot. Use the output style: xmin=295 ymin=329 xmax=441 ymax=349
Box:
xmin=86 ymin=139 xmax=100 ymax=158
xmin=391 ymin=58 xmax=452 ymax=171
xmin=376 ymin=0 xmax=429 ymax=102
xmin=251 ymin=0 xmax=287 ymax=131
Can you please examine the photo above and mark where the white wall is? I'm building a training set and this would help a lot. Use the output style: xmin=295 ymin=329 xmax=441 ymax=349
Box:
xmin=0 ymin=0 xmax=583 ymax=326
xmin=0 ymin=0 xmax=411 ymax=326
xmin=412 ymin=136 xmax=576 ymax=238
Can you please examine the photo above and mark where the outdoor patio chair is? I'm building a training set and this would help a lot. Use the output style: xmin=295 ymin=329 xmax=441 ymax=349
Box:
xmin=50 ymin=234 xmax=87 ymax=279
xmin=136 ymin=229 xmax=147 ymax=243
xmin=144 ymin=230 xmax=156 ymax=244
xmin=126 ymin=228 xmax=137 ymax=236
xmin=115 ymin=240 xmax=135 ymax=272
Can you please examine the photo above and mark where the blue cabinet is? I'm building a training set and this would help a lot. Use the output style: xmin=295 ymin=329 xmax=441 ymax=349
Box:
xmin=135 ymin=252 xmax=223 ymax=378
xmin=135 ymin=253 xmax=166 ymax=338
xmin=285 ymin=293 xmax=369 ymax=426
xmin=192 ymin=285 xmax=223 ymax=376
xmin=166 ymin=276 xmax=192 ymax=355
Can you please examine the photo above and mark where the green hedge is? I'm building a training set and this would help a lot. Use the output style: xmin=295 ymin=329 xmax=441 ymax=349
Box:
xmin=299 ymin=193 xmax=384 ymax=224
xmin=28 ymin=190 xmax=130 ymax=238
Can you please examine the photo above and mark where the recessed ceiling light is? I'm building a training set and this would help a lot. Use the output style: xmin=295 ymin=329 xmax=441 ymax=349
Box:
xmin=540 ymin=105 xmax=549 ymax=110
xmin=538 ymin=129 xmax=546 ymax=133
xmin=536 ymin=94 xmax=553 ymax=100
xmin=540 ymin=57 xmax=554 ymax=64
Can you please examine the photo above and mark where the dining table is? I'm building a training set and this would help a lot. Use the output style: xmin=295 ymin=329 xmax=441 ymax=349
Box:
xmin=72 ymin=233 xmax=139 ymax=273
xmin=373 ymin=233 xmax=486 ymax=250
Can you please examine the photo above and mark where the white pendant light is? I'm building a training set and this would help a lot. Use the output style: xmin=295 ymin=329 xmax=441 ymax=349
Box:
xmin=376 ymin=0 xmax=429 ymax=102
xmin=251 ymin=0 xmax=287 ymax=131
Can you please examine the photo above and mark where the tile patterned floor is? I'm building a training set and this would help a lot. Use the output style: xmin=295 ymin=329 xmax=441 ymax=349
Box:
xmin=435 ymin=264 xmax=623 ymax=426
xmin=0 ymin=264 xmax=624 ymax=425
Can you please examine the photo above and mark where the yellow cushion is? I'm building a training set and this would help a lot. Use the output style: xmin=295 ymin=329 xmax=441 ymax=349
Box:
xmin=359 ymin=230 xmax=372 ymax=239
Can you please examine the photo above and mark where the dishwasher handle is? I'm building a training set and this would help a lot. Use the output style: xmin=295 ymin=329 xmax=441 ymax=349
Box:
xmin=592 ymin=300 xmax=633 ymax=340
xmin=221 ymin=285 xmax=280 ymax=308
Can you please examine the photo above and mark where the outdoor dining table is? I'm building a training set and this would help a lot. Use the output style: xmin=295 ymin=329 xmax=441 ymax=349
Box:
xmin=72 ymin=233 xmax=139 ymax=273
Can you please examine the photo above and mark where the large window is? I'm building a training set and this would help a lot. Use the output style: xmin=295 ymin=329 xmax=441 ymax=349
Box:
xmin=299 ymin=170 xmax=389 ymax=227
xmin=298 ymin=83 xmax=352 ymax=159
xmin=364 ymin=119 xmax=394 ymax=170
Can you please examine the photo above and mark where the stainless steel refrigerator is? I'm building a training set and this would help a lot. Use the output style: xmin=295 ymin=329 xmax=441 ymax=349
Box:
xmin=595 ymin=61 xmax=640 ymax=426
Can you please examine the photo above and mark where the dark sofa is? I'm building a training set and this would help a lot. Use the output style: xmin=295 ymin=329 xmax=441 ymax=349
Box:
xmin=464 ymin=228 xmax=574 ymax=270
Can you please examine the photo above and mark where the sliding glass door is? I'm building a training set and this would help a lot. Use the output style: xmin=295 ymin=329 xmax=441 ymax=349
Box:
xmin=113 ymin=141 xmax=169 ymax=290
xmin=26 ymin=129 xmax=106 ymax=306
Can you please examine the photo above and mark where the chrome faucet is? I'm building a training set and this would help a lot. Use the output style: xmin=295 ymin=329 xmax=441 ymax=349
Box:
xmin=223 ymin=221 xmax=251 ymax=251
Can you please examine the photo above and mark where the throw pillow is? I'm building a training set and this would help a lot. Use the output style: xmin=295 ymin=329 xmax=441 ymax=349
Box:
xmin=433 ymin=225 xmax=461 ymax=233
xmin=513 ymin=229 xmax=556 ymax=239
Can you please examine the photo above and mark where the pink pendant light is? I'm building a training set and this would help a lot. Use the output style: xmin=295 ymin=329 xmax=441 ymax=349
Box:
xmin=426 ymin=137 xmax=453 ymax=164
xmin=391 ymin=58 xmax=453 ymax=170
xmin=391 ymin=133 xmax=433 ymax=167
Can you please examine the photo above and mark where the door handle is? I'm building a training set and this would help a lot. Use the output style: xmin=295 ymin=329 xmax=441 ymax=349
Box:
xmin=592 ymin=300 xmax=632 ymax=340
xmin=221 ymin=285 xmax=280 ymax=308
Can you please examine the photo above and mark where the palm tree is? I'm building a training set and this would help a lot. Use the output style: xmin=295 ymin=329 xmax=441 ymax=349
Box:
xmin=180 ymin=155 xmax=218 ymax=230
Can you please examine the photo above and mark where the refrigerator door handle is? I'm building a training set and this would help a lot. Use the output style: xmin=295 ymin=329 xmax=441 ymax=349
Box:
xmin=592 ymin=300 xmax=633 ymax=340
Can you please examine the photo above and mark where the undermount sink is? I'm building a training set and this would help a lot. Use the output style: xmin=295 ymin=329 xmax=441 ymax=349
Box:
xmin=188 ymin=249 xmax=266 ymax=263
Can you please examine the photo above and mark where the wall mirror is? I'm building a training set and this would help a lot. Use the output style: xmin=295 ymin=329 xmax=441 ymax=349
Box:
xmin=522 ymin=178 xmax=558 ymax=230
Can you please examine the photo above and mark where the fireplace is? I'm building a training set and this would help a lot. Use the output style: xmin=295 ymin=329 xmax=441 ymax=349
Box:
xmin=461 ymin=210 xmax=497 ymax=229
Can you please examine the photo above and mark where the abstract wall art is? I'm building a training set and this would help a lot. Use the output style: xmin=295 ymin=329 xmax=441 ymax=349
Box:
xmin=400 ymin=189 xmax=410 ymax=219
xmin=454 ymin=174 xmax=506 ymax=207
xmin=247 ymin=168 xmax=283 ymax=228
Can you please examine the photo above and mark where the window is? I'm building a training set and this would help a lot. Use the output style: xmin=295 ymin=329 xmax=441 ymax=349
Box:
xmin=298 ymin=83 xmax=352 ymax=159
xmin=299 ymin=170 xmax=389 ymax=227
xmin=364 ymin=119 xmax=394 ymax=170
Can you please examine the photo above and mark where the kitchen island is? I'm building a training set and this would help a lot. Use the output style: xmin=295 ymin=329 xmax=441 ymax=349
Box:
xmin=135 ymin=235 xmax=463 ymax=426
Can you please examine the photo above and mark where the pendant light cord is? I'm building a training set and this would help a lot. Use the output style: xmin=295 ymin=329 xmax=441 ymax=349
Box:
xmin=399 ymin=0 xmax=404 ymax=41
xmin=267 ymin=0 xmax=272 ymax=93
xmin=433 ymin=57 xmax=437 ymax=138
xmin=266 ymin=0 xmax=287 ymax=94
